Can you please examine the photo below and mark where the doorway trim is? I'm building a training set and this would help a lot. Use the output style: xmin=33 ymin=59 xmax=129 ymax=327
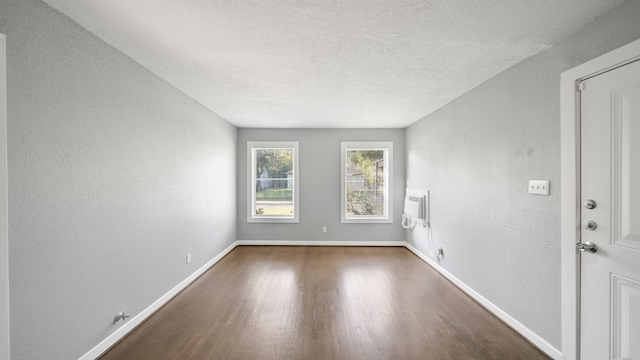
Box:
xmin=560 ymin=38 xmax=640 ymax=360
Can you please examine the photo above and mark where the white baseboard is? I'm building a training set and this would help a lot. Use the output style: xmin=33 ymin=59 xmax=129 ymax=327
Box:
xmin=236 ymin=239 xmax=405 ymax=247
xmin=403 ymin=242 xmax=564 ymax=360
xmin=79 ymin=240 xmax=239 ymax=360
xmin=81 ymin=240 xmax=563 ymax=360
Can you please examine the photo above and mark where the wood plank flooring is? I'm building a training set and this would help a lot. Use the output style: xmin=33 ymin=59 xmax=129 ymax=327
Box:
xmin=100 ymin=246 xmax=550 ymax=360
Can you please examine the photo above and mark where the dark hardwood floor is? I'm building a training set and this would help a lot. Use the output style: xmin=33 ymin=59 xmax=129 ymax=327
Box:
xmin=100 ymin=246 xmax=550 ymax=360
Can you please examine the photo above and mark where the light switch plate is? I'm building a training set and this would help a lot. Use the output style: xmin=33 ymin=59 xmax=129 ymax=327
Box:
xmin=528 ymin=180 xmax=550 ymax=195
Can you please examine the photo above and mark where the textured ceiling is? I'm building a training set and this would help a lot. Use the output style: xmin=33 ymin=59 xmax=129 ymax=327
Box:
xmin=43 ymin=0 xmax=624 ymax=128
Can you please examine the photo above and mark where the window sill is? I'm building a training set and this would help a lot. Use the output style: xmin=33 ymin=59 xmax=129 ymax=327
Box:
xmin=341 ymin=217 xmax=393 ymax=224
xmin=248 ymin=216 xmax=299 ymax=224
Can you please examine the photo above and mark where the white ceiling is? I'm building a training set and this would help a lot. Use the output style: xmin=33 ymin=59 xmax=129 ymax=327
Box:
xmin=43 ymin=0 xmax=623 ymax=128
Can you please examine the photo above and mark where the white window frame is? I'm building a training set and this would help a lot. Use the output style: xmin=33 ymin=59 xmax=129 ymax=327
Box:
xmin=247 ymin=141 xmax=299 ymax=223
xmin=341 ymin=141 xmax=393 ymax=223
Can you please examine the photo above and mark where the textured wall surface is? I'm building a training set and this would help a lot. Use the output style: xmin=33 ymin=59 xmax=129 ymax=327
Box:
xmin=238 ymin=128 xmax=405 ymax=242
xmin=0 ymin=34 xmax=9 ymax=360
xmin=0 ymin=0 xmax=237 ymax=359
xmin=405 ymin=0 xmax=640 ymax=350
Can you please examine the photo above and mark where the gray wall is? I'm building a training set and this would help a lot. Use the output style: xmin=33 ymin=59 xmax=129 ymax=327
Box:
xmin=0 ymin=0 xmax=237 ymax=359
xmin=405 ymin=0 xmax=640 ymax=350
xmin=0 ymin=34 xmax=9 ymax=360
xmin=238 ymin=128 xmax=405 ymax=242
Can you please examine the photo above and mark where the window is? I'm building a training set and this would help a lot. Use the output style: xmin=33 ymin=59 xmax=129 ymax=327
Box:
xmin=341 ymin=142 xmax=393 ymax=223
xmin=247 ymin=141 xmax=299 ymax=223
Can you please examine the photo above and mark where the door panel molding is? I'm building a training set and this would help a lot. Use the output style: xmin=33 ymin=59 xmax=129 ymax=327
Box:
xmin=561 ymin=38 xmax=640 ymax=360
xmin=613 ymin=87 xmax=640 ymax=249
xmin=611 ymin=274 xmax=640 ymax=360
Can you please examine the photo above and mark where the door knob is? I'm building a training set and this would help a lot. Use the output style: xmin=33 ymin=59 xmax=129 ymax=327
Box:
xmin=583 ymin=199 xmax=597 ymax=209
xmin=584 ymin=220 xmax=597 ymax=231
xmin=577 ymin=242 xmax=598 ymax=253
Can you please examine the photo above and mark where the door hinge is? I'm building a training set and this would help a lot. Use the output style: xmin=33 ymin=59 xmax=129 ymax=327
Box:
xmin=577 ymin=81 xmax=586 ymax=91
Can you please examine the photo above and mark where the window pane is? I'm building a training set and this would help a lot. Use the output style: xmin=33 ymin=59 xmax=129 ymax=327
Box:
xmin=255 ymin=148 xmax=294 ymax=216
xmin=345 ymin=149 xmax=385 ymax=216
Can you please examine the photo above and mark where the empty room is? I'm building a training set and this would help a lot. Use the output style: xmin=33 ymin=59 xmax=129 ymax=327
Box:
xmin=1 ymin=0 xmax=640 ymax=359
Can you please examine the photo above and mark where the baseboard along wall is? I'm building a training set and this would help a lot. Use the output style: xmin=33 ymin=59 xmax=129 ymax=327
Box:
xmin=402 ymin=243 xmax=563 ymax=360
xmin=80 ymin=240 xmax=562 ymax=360
xmin=79 ymin=241 xmax=239 ymax=360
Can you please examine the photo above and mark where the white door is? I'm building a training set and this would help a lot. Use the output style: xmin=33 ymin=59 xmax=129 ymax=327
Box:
xmin=580 ymin=59 xmax=640 ymax=360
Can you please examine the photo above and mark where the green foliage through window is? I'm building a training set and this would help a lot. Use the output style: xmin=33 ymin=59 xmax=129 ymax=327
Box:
xmin=346 ymin=149 xmax=385 ymax=216
xmin=251 ymin=145 xmax=297 ymax=219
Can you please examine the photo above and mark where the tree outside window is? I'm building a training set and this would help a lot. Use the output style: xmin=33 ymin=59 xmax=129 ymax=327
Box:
xmin=341 ymin=142 xmax=393 ymax=223
xmin=248 ymin=141 xmax=299 ymax=223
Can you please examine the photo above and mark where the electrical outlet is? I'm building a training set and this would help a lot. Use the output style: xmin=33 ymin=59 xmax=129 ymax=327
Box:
xmin=186 ymin=253 xmax=192 ymax=264
xmin=322 ymin=226 xmax=327 ymax=233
